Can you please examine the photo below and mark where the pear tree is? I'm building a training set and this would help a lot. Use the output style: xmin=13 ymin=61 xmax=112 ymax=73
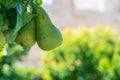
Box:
xmin=0 ymin=0 xmax=63 ymax=51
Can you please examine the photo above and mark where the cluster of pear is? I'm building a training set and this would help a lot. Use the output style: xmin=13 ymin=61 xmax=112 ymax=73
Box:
xmin=0 ymin=7 xmax=63 ymax=51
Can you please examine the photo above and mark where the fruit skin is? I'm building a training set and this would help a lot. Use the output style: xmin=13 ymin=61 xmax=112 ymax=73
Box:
xmin=15 ymin=19 xmax=36 ymax=48
xmin=35 ymin=7 xmax=63 ymax=51
xmin=0 ymin=31 xmax=6 ymax=50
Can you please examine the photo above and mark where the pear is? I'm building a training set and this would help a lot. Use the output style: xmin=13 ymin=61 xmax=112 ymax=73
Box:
xmin=0 ymin=31 xmax=6 ymax=50
xmin=35 ymin=7 xmax=63 ymax=51
xmin=15 ymin=19 xmax=36 ymax=48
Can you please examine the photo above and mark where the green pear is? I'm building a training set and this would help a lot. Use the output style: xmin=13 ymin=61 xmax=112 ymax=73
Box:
xmin=35 ymin=7 xmax=63 ymax=51
xmin=0 ymin=31 xmax=6 ymax=50
xmin=15 ymin=19 xmax=36 ymax=48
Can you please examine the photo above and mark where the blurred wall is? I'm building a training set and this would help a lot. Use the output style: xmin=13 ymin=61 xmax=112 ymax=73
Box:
xmin=41 ymin=0 xmax=120 ymax=29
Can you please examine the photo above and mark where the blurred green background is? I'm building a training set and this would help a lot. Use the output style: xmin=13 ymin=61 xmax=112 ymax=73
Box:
xmin=0 ymin=25 xmax=120 ymax=80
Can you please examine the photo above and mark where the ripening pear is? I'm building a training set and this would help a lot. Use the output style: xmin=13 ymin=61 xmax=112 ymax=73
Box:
xmin=0 ymin=31 xmax=6 ymax=50
xmin=35 ymin=7 xmax=63 ymax=51
xmin=15 ymin=19 xmax=36 ymax=48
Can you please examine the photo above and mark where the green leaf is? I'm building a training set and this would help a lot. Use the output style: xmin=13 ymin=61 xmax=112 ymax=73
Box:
xmin=16 ymin=0 xmax=23 ymax=15
xmin=6 ymin=8 xmax=17 ymax=29
xmin=0 ymin=0 xmax=7 ymax=6
xmin=0 ymin=3 xmax=7 ymax=16
xmin=0 ymin=0 xmax=16 ymax=9
xmin=35 ymin=0 xmax=42 ymax=5
xmin=4 ymin=29 xmax=17 ymax=43
xmin=14 ymin=13 xmax=23 ymax=35
xmin=0 ymin=14 xmax=4 ymax=29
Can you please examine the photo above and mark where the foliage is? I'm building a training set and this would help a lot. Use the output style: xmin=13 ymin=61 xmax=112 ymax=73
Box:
xmin=0 ymin=43 xmax=29 ymax=79
xmin=0 ymin=25 xmax=120 ymax=80
xmin=15 ymin=66 xmax=43 ymax=80
xmin=0 ymin=43 xmax=43 ymax=80
xmin=0 ymin=0 xmax=42 ymax=34
xmin=0 ymin=0 xmax=62 ymax=51
xmin=0 ymin=0 xmax=62 ymax=79
xmin=0 ymin=1 xmax=43 ymax=79
xmin=41 ymin=25 xmax=120 ymax=80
